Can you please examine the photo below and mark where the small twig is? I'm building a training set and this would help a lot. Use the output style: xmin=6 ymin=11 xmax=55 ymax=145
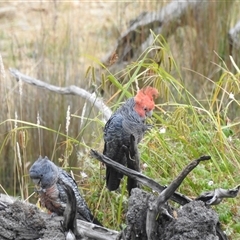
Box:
xmin=195 ymin=185 xmax=240 ymax=205
xmin=0 ymin=200 xmax=7 ymax=210
xmin=9 ymin=68 xmax=112 ymax=121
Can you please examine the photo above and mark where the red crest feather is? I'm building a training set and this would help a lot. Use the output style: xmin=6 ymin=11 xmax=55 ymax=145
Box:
xmin=142 ymin=87 xmax=159 ymax=100
xmin=134 ymin=87 xmax=159 ymax=117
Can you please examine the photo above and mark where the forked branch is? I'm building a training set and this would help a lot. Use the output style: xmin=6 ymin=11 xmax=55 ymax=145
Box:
xmin=146 ymin=156 xmax=211 ymax=240
xmin=91 ymin=149 xmax=196 ymax=206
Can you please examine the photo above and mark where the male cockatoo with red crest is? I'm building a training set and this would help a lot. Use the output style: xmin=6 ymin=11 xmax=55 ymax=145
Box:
xmin=103 ymin=87 xmax=159 ymax=191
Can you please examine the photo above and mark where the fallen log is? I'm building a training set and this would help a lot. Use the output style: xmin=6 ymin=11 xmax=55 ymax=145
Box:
xmin=0 ymin=194 xmax=118 ymax=240
xmin=102 ymin=0 xmax=205 ymax=66
xmin=123 ymin=188 xmax=221 ymax=240
xmin=1 ymin=152 xmax=237 ymax=240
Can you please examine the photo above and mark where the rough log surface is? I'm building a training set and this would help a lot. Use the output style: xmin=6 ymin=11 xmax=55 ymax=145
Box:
xmin=0 ymin=194 xmax=118 ymax=240
xmin=0 ymin=190 xmax=225 ymax=240
xmin=125 ymin=188 xmax=220 ymax=240
xmin=91 ymin=150 xmax=228 ymax=240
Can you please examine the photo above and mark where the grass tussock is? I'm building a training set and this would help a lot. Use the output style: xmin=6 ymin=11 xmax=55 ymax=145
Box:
xmin=0 ymin=1 xmax=240 ymax=238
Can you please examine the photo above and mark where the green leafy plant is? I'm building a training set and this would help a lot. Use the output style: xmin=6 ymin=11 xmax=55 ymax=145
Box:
xmin=0 ymin=3 xmax=240 ymax=236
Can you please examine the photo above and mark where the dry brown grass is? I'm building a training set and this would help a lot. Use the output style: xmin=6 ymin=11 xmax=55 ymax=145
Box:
xmin=0 ymin=0 xmax=163 ymax=194
xmin=1 ymin=1 xmax=240 ymax=236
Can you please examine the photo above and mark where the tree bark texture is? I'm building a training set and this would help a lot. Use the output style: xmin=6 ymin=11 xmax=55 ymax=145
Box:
xmin=124 ymin=188 xmax=220 ymax=240
xmin=0 ymin=194 xmax=118 ymax=240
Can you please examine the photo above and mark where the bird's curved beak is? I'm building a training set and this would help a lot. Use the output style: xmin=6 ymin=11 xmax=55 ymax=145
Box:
xmin=32 ymin=178 xmax=41 ymax=186
xmin=146 ymin=110 xmax=153 ymax=118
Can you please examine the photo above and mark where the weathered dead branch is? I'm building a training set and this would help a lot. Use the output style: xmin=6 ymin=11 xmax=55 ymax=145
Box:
xmin=1 ymin=152 xmax=235 ymax=240
xmin=9 ymin=68 xmax=112 ymax=122
xmin=146 ymin=156 xmax=210 ymax=240
xmin=103 ymin=0 xmax=204 ymax=65
xmin=91 ymin=151 xmax=232 ymax=240
xmin=196 ymin=185 xmax=240 ymax=205
xmin=90 ymin=149 xmax=192 ymax=206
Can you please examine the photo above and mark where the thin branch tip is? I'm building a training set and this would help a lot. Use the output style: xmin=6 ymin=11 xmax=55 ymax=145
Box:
xmin=199 ymin=155 xmax=211 ymax=161
xmin=90 ymin=149 xmax=98 ymax=158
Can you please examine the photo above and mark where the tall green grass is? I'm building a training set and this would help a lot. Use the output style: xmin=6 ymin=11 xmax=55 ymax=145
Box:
xmin=2 ymin=33 xmax=240 ymax=237
xmin=97 ymin=35 xmax=240 ymax=235
xmin=0 ymin=1 xmax=240 ymax=238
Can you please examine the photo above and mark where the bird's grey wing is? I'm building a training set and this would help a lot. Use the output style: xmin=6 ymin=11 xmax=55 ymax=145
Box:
xmin=58 ymin=169 xmax=92 ymax=222
xmin=104 ymin=114 xmax=128 ymax=191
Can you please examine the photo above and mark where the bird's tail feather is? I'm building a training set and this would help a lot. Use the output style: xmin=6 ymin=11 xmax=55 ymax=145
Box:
xmin=106 ymin=167 xmax=122 ymax=191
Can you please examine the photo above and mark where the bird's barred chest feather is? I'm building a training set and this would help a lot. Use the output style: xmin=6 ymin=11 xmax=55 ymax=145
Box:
xmin=29 ymin=156 xmax=100 ymax=224
xmin=39 ymin=184 xmax=65 ymax=215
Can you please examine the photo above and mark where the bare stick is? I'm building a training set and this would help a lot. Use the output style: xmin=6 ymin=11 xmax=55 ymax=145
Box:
xmin=195 ymin=185 xmax=240 ymax=205
xmin=90 ymin=149 xmax=194 ymax=206
xmin=59 ymin=179 xmax=80 ymax=239
xmin=146 ymin=156 xmax=211 ymax=240
xmin=75 ymin=221 xmax=118 ymax=240
xmin=9 ymin=68 xmax=112 ymax=121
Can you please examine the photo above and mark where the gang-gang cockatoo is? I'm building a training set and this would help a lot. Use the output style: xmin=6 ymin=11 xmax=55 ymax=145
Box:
xmin=103 ymin=87 xmax=159 ymax=191
xmin=29 ymin=156 xmax=102 ymax=226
